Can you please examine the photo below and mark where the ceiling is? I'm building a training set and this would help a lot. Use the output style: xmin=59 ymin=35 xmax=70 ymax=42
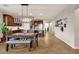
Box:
xmin=0 ymin=4 xmax=70 ymax=22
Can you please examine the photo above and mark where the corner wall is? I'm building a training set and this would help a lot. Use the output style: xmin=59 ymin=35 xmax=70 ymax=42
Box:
xmin=74 ymin=8 xmax=79 ymax=49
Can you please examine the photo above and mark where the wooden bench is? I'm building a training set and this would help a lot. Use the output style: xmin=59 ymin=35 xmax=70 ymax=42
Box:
xmin=6 ymin=40 xmax=33 ymax=51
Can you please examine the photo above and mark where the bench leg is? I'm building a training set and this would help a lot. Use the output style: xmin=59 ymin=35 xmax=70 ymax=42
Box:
xmin=6 ymin=44 xmax=9 ymax=51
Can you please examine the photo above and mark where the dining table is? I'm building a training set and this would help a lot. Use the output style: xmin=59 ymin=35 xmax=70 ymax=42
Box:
xmin=6 ymin=33 xmax=38 ymax=51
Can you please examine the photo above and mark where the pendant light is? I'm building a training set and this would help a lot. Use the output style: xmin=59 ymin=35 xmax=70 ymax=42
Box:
xmin=21 ymin=4 xmax=29 ymax=22
xmin=21 ymin=4 xmax=29 ymax=17
xmin=21 ymin=4 xmax=34 ymax=23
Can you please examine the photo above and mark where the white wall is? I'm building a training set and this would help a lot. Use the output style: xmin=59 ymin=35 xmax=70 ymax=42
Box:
xmin=53 ymin=5 xmax=77 ymax=48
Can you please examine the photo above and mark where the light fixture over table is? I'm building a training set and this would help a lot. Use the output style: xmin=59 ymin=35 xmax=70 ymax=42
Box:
xmin=21 ymin=4 xmax=34 ymax=23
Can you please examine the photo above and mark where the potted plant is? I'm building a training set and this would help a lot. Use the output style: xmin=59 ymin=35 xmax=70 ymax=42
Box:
xmin=1 ymin=22 xmax=8 ymax=41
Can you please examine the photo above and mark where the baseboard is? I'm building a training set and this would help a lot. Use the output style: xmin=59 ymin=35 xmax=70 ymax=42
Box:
xmin=73 ymin=47 xmax=79 ymax=49
xmin=55 ymin=33 xmax=74 ymax=49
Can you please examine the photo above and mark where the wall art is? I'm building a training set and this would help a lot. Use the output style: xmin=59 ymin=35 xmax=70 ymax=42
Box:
xmin=55 ymin=17 xmax=68 ymax=32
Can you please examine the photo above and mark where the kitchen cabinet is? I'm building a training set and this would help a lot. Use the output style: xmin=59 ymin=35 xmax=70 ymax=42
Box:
xmin=3 ymin=14 xmax=15 ymax=26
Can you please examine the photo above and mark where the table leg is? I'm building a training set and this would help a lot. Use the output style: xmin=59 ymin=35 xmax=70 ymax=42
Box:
xmin=11 ymin=44 xmax=13 ymax=49
xmin=29 ymin=44 xmax=31 ymax=51
xmin=29 ymin=41 xmax=33 ymax=51
xmin=36 ymin=34 xmax=38 ymax=47
xmin=6 ymin=44 xmax=9 ymax=51
xmin=36 ymin=40 xmax=38 ymax=47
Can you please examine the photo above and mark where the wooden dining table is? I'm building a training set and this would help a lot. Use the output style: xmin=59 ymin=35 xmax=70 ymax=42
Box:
xmin=6 ymin=33 xmax=38 ymax=51
xmin=6 ymin=33 xmax=38 ymax=40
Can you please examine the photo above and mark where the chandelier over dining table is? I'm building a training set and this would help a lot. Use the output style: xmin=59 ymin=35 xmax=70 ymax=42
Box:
xmin=21 ymin=4 xmax=34 ymax=23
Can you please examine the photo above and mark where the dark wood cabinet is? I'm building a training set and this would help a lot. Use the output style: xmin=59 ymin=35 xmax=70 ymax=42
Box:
xmin=31 ymin=19 xmax=45 ymax=37
xmin=3 ymin=14 xmax=15 ymax=26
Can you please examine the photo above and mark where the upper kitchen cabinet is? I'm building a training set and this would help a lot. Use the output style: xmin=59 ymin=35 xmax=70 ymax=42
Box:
xmin=3 ymin=14 xmax=15 ymax=26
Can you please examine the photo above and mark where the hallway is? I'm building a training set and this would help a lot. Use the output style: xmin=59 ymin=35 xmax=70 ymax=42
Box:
xmin=0 ymin=32 xmax=78 ymax=54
